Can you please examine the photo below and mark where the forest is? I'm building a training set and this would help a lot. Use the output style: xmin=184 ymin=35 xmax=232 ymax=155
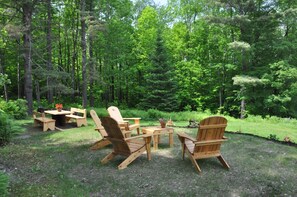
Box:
xmin=0 ymin=0 xmax=297 ymax=119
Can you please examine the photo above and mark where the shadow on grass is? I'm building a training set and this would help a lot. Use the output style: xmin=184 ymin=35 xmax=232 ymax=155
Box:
xmin=1 ymin=125 xmax=297 ymax=196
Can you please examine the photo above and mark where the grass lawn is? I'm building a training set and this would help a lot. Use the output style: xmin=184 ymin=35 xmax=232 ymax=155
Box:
xmin=0 ymin=119 xmax=296 ymax=196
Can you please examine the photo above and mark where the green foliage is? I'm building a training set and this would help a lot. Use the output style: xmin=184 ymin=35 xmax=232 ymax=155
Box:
xmin=262 ymin=61 xmax=297 ymax=117
xmin=146 ymin=109 xmax=166 ymax=120
xmin=0 ymin=73 xmax=11 ymax=87
xmin=0 ymin=111 xmax=20 ymax=146
xmin=0 ymin=172 xmax=9 ymax=197
xmin=2 ymin=0 xmax=297 ymax=120
xmin=0 ymin=99 xmax=28 ymax=120
xmin=135 ymin=6 xmax=158 ymax=59
xmin=139 ymin=31 xmax=179 ymax=112
xmin=88 ymin=108 xmax=109 ymax=117
xmin=268 ymin=134 xmax=279 ymax=141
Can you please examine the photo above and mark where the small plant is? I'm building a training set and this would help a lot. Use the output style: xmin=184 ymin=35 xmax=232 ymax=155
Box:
xmin=0 ymin=99 xmax=28 ymax=120
xmin=0 ymin=111 xmax=20 ymax=146
xmin=268 ymin=134 xmax=279 ymax=141
xmin=55 ymin=103 xmax=63 ymax=111
xmin=183 ymin=104 xmax=192 ymax=111
xmin=0 ymin=172 xmax=9 ymax=197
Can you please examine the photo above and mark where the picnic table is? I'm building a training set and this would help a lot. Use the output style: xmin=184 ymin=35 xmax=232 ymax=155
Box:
xmin=44 ymin=110 xmax=71 ymax=127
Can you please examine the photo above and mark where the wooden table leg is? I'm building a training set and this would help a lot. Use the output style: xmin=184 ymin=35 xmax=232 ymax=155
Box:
xmin=153 ymin=134 xmax=159 ymax=150
xmin=169 ymin=132 xmax=174 ymax=147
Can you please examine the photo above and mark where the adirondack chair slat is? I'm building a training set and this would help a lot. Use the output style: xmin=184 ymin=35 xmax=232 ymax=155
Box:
xmin=178 ymin=116 xmax=230 ymax=174
xmin=108 ymin=106 xmax=141 ymax=135
xmin=101 ymin=117 xmax=152 ymax=170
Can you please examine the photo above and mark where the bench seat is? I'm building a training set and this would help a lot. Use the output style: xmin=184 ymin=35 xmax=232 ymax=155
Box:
xmin=33 ymin=112 xmax=56 ymax=131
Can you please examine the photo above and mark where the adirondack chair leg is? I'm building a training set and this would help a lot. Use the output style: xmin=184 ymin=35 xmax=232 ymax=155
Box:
xmin=169 ymin=132 xmax=174 ymax=148
xmin=186 ymin=150 xmax=201 ymax=173
xmin=182 ymin=143 xmax=186 ymax=160
xmin=145 ymin=136 xmax=152 ymax=160
xmin=177 ymin=136 xmax=186 ymax=160
xmin=90 ymin=139 xmax=111 ymax=150
xmin=217 ymin=155 xmax=230 ymax=169
xmin=137 ymin=128 xmax=140 ymax=135
xmin=101 ymin=152 xmax=116 ymax=164
xmin=118 ymin=147 xmax=146 ymax=170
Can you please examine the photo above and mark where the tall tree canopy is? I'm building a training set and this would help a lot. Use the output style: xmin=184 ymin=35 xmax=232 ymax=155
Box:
xmin=0 ymin=0 xmax=296 ymax=118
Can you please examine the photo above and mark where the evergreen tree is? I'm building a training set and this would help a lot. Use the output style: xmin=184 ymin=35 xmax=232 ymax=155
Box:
xmin=140 ymin=31 xmax=179 ymax=112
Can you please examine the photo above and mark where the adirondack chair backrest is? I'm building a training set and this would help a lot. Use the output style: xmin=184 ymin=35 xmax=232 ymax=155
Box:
xmin=107 ymin=106 xmax=124 ymax=122
xmin=90 ymin=110 xmax=108 ymax=137
xmin=101 ymin=117 xmax=131 ymax=155
xmin=195 ymin=116 xmax=227 ymax=153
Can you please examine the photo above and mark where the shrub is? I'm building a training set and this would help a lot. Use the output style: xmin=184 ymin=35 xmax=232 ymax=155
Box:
xmin=0 ymin=111 xmax=20 ymax=146
xmin=268 ymin=134 xmax=279 ymax=141
xmin=0 ymin=172 xmax=9 ymax=197
xmin=147 ymin=109 xmax=166 ymax=120
xmin=89 ymin=108 xmax=109 ymax=118
xmin=122 ymin=109 xmax=145 ymax=119
xmin=0 ymin=99 xmax=28 ymax=120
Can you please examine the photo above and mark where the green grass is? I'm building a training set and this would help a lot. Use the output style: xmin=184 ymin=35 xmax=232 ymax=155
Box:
xmin=90 ymin=107 xmax=297 ymax=143
xmin=227 ymin=118 xmax=297 ymax=143
xmin=0 ymin=118 xmax=296 ymax=196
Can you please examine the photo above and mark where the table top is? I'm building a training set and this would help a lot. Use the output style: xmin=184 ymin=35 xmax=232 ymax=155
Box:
xmin=44 ymin=110 xmax=71 ymax=115
xmin=142 ymin=126 xmax=174 ymax=132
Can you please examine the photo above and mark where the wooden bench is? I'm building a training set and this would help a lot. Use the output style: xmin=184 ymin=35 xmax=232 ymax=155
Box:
xmin=33 ymin=112 xmax=56 ymax=131
xmin=65 ymin=107 xmax=88 ymax=127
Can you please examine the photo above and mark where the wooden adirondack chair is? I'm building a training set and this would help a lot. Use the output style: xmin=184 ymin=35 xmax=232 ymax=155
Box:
xmin=107 ymin=106 xmax=141 ymax=135
xmin=100 ymin=116 xmax=152 ymax=170
xmin=177 ymin=116 xmax=230 ymax=173
xmin=89 ymin=110 xmax=111 ymax=150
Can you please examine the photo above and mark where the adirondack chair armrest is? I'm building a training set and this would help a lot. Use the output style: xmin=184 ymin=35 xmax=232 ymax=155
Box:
xmin=123 ymin=118 xmax=141 ymax=124
xmin=125 ymin=134 xmax=152 ymax=142
xmin=125 ymin=133 xmax=152 ymax=140
xmin=223 ymin=136 xmax=228 ymax=139
xmin=194 ymin=139 xmax=227 ymax=146
xmin=177 ymin=132 xmax=196 ymax=142
xmin=118 ymin=121 xmax=129 ymax=124
xmin=123 ymin=118 xmax=141 ymax=120
xmin=125 ymin=134 xmax=152 ymax=144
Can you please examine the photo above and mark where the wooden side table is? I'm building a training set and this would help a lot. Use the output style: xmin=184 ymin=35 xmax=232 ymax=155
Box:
xmin=142 ymin=126 xmax=174 ymax=150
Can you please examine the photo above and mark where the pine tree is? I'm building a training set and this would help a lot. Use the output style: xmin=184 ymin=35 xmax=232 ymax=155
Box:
xmin=140 ymin=31 xmax=179 ymax=112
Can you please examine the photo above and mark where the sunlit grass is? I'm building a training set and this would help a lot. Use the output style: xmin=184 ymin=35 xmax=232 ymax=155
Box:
xmin=1 ymin=124 xmax=296 ymax=196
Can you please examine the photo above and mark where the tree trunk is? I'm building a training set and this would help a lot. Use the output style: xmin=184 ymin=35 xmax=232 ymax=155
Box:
xmin=71 ymin=10 xmax=79 ymax=97
xmin=89 ymin=38 xmax=94 ymax=107
xmin=35 ymin=81 xmax=40 ymax=104
xmin=88 ymin=1 xmax=94 ymax=107
xmin=81 ymin=0 xmax=88 ymax=107
xmin=240 ymin=99 xmax=245 ymax=119
xmin=17 ymin=39 xmax=21 ymax=99
xmin=22 ymin=3 xmax=34 ymax=115
xmin=46 ymin=0 xmax=53 ymax=103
